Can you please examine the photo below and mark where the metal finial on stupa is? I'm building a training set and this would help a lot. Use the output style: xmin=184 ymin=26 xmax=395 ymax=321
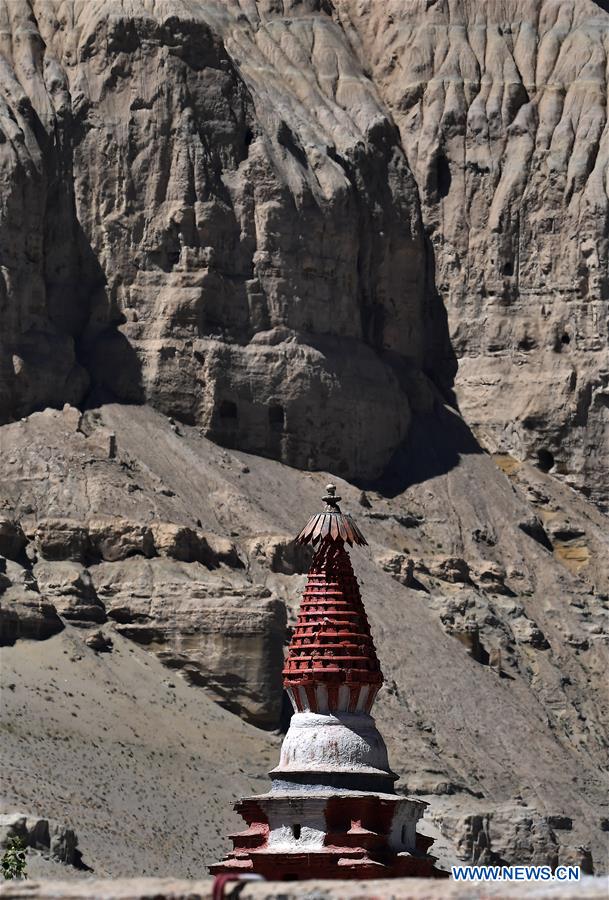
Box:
xmin=295 ymin=483 xmax=368 ymax=547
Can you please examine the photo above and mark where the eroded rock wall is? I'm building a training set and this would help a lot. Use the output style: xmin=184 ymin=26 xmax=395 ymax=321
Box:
xmin=0 ymin=0 xmax=450 ymax=481
xmin=0 ymin=1 xmax=90 ymax=418
xmin=2 ymin=0 xmax=607 ymax=499
xmin=334 ymin=0 xmax=609 ymax=507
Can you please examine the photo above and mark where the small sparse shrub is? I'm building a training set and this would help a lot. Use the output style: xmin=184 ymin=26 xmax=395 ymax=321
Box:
xmin=1 ymin=836 xmax=27 ymax=880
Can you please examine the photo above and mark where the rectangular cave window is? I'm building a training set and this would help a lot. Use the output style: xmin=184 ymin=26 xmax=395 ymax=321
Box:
xmin=269 ymin=404 xmax=285 ymax=432
xmin=292 ymin=823 xmax=301 ymax=840
xmin=219 ymin=400 xmax=238 ymax=420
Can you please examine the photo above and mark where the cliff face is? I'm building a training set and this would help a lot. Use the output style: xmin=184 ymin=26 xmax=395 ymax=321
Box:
xmin=0 ymin=0 xmax=453 ymax=481
xmin=335 ymin=0 xmax=609 ymax=507
xmin=0 ymin=0 xmax=609 ymax=505
xmin=2 ymin=0 xmax=607 ymax=501
xmin=0 ymin=0 xmax=608 ymax=878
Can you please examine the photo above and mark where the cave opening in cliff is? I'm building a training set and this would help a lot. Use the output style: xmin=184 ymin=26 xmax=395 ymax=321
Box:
xmin=219 ymin=400 xmax=238 ymax=420
xmin=537 ymin=449 xmax=555 ymax=473
xmin=269 ymin=404 xmax=285 ymax=431
xmin=437 ymin=152 xmax=451 ymax=198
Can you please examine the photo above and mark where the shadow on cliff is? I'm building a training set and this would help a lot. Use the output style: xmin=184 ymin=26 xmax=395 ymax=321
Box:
xmin=74 ymin=222 xmax=145 ymax=409
xmin=423 ymin=234 xmax=459 ymax=410
xmin=358 ymin=218 xmax=475 ymax=498
xmin=358 ymin=402 xmax=484 ymax=500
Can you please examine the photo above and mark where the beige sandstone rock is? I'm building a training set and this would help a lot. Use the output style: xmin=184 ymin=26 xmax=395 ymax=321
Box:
xmin=0 ymin=586 xmax=64 ymax=646
xmin=88 ymin=519 xmax=155 ymax=563
xmin=33 ymin=561 xmax=106 ymax=626
xmin=376 ymin=551 xmax=418 ymax=587
xmin=0 ymin=814 xmax=83 ymax=868
xmin=149 ymin=523 xmax=210 ymax=564
xmin=34 ymin=521 xmax=89 ymax=564
xmin=90 ymin=556 xmax=286 ymax=727
xmin=471 ymin=561 xmax=511 ymax=595
xmin=334 ymin=0 xmax=609 ymax=509
xmin=428 ymin=556 xmax=472 ymax=584
xmin=199 ymin=532 xmax=244 ymax=569
xmin=448 ymin=809 xmax=559 ymax=867
xmin=245 ymin=533 xmax=312 ymax=575
xmin=84 ymin=630 xmax=113 ymax=653
xmin=442 ymin=805 xmax=594 ymax=874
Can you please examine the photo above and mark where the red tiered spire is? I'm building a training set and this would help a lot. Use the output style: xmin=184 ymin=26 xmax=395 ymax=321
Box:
xmin=211 ymin=483 xmax=444 ymax=881
xmin=284 ymin=485 xmax=383 ymax=715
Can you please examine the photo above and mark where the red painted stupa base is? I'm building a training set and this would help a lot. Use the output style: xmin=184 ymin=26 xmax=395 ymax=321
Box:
xmin=211 ymin=850 xmax=441 ymax=880
xmin=209 ymin=794 xmax=446 ymax=881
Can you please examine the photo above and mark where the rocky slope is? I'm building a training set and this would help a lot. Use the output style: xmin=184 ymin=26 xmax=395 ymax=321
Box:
xmin=0 ymin=0 xmax=608 ymax=879
xmin=1 ymin=621 xmax=278 ymax=877
xmin=1 ymin=404 xmax=608 ymax=874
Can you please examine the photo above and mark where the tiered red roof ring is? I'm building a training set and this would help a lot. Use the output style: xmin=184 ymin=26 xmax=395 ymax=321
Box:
xmin=284 ymin=485 xmax=383 ymax=715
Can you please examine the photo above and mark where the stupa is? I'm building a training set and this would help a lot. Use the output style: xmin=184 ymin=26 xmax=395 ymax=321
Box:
xmin=211 ymin=485 xmax=441 ymax=880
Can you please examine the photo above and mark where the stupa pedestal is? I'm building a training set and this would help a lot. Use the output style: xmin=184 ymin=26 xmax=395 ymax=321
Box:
xmin=211 ymin=486 xmax=442 ymax=880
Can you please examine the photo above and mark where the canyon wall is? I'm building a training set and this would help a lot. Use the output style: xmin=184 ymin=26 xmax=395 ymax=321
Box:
xmin=0 ymin=0 xmax=608 ymax=876
xmin=335 ymin=0 xmax=609 ymax=507
xmin=1 ymin=0 xmax=607 ymax=501
xmin=0 ymin=0 xmax=455 ymax=481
